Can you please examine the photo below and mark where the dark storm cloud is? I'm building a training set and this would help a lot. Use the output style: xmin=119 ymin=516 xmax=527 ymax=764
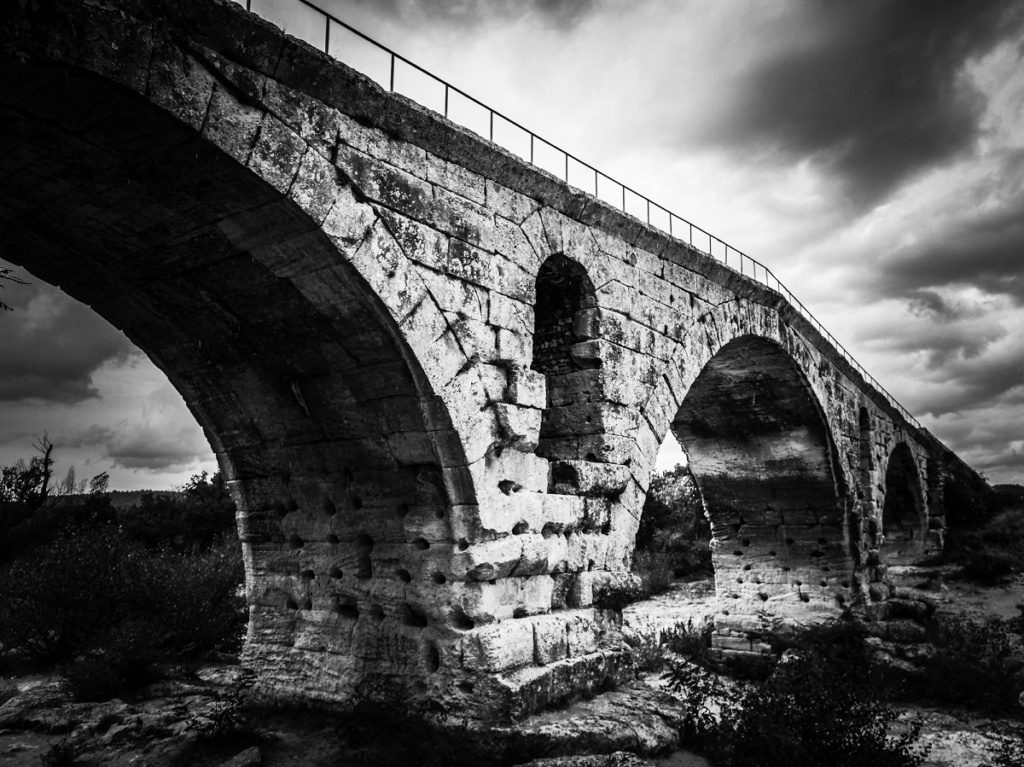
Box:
xmin=928 ymin=411 xmax=1024 ymax=479
xmin=0 ymin=273 xmax=134 ymax=403
xmin=713 ymin=0 xmax=1024 ymax=208
xmin=921 ymin=354 xmax=1023 ymax=416
xmin=885 ymin=191 xmax=1024 ymax=305
xmin=335 ymin=0 xmax=599 ymax=28
xmin=107 ymin=432 xmax=209 ymax=471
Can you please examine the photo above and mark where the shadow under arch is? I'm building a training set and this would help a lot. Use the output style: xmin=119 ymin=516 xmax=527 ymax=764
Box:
xmin=881 ymin=442 xmax=927 ymax=565
xmin=1 ymin=56 xmax=475 ymax=694
xmin=669 ymin=335 xmax=851 ymax=610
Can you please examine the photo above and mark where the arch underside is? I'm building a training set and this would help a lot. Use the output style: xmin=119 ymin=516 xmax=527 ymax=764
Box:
xmin=881 ymin=443 xmax=926 ymax=565
xmin=1 ymin=63 xmax=468 ymax=690
xmin=670 ymin=337 xmax=850 ymax=609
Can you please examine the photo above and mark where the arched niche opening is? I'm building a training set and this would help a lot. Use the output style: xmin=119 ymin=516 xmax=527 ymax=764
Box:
xmin=531 ymin=254 xmax=602 ymax=463
xmin=667 ymin=336 xmax=848 ymax=610
xmin=0 ymin=59 xmax=472 ymax=700
xmin=881 ymin=443 xmax=926 ymax=565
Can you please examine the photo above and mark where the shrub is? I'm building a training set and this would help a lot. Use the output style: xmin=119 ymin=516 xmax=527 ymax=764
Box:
xmin=145 ymin=540 xmax=247 ymax=660
xmin=0 ymin=527 xmax=151 ymax=663
xmin=961 ymin=550 xmax=1017 ymax=583
xmin=634 ymin=465 xmax=712 ymax=595
xmin=665 ymin=649 xmax=924 ymax=767
xmin=0 ymin=527 xmax=245 ymax=696
xmin=118 ymin=472 xmax=236 ymax=552
xmin=634 ymin=549 xmax=675 ymax=597
xmin=908 ymin=613 xmax=1024 ymax=713
xmin=60 ymin=620 xmax=164 ymax=701
xmin=943 ymin=505 xmax=1024 ymax=583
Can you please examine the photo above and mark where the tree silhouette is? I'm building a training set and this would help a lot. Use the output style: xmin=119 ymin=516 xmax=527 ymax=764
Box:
xmin=0 ymin=264 xmax=26 ymax=312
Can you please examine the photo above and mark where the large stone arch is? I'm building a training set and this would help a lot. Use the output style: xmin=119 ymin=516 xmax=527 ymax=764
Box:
xmin=0 ymin=8 xmax=494 ymax=704
xmin=670 ymin=335 xmax=848 ymax=607
xmin=879 ymin=442 xmax=928 ymax=565
xmin=634 ymin=300 xmax=854 ymax=614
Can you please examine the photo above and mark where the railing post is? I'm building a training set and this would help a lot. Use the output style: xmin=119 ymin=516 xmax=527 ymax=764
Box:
xmin=389 ymin=55 xmax=395 ymax=90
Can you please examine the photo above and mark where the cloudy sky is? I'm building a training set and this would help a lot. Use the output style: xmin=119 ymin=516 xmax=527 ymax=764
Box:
xmin=2 ymin=0 xmax=1023 ymax=489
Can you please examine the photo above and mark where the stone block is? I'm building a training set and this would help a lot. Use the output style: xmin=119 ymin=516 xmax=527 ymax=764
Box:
xmin=530 ymin=614 xmax=569 ymax=665
xmin=450 ymin=576 xmax=554 ymax=624
xmin=463 ymin=620 xmax=535 ymax=673
xmin=477 ymin=490 xmax=546 ymax=534
xmin=247 ymin=113 xmax=306 ymax=195
xmin=426 ymin=151 xmax=486 ymax=205
xmin=549 ymin=460 xmax=631 ymax=497
xmin=539 ymin=434 xmax=636 ymax=464
xmin=582 ymin=498 xmax=612 ymax=531
xmin=544 ymin=532 xmax=569 ymax=574
xmin=495 ymin=326 xmax=531 ymax=364
xmin=565 ymin=611 xmax=601 ymax=656
xmin=492 ymin=402 xmax=542 ymax=452
xmin=490 ymin=214 xmax=543 ymax=273
xmin=448 ymin=535 xmax=523 ymax=582
xmin=516 ymin=533 xmax=552 ymax=576
xmin=202 ymin=81 xmax=264 ymax=164
xmin=505 ymin=366 xmax=546 ymax=409
xmin=486 ymin=178 xmax=541 ymax=224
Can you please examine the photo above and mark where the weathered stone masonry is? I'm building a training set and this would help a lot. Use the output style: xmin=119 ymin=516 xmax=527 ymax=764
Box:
xmin=0 ymin=0 xmax=980 ymax=720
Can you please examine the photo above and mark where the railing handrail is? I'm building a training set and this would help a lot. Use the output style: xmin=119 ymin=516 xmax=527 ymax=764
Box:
xmin=243 ymin=0 xmax=921 ymax=431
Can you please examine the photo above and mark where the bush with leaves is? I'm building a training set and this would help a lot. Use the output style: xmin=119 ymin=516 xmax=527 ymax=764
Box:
xmin=944 ymin=506 xmax=1024 ymax=583
xmin=0 ymin=526 xmax=245 ymax=694
xmin=906 ymin=612 xmax=1024 ymax=714
xmin=634 ymin=464 xmax=711 ymax=596
xmin=0 ymin=526 xmax=151 ymax=664
xmin=665 ymin=625 xmax=925 ymax=767
xmin=118 ymin=471 xmax=236 ymax=552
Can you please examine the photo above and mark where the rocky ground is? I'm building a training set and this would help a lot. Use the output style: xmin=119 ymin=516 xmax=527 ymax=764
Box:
xmin=2 ymin=571 xmax=1023 ymax=766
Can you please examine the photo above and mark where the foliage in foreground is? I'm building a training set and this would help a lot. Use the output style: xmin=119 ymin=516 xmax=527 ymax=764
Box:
xmin=0 ymin=527 xmax=246 ymax=695
xmin=907 ymin=610 xmax=1024 ymax=714
xmin=664 ymin=626 xmax=925 ymax=767
xmin=634 ymin=464 xmax=712 ymax=596
xmin=0 ymin=440 xmax=245 ymax=698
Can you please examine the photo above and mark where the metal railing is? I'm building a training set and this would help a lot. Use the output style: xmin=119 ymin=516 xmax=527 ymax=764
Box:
xmin=240 ymin=0 xmax=920 ymax=430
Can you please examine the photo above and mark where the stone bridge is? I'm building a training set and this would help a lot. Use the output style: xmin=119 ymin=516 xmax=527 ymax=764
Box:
xmin=0 ymin=0 xmax=982 ymax=720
